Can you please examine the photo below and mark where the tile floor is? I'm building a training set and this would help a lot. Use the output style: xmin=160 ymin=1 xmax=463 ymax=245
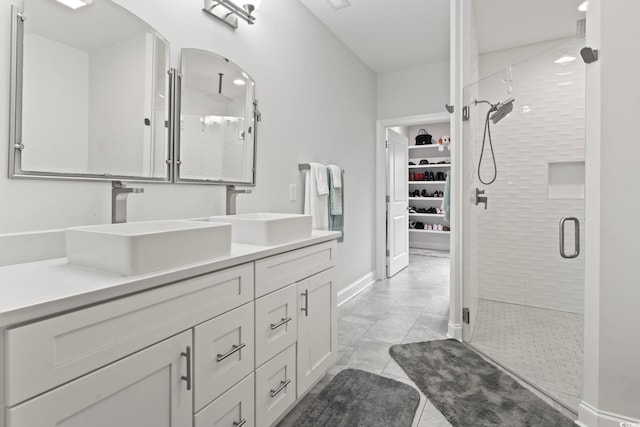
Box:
xmin=330 ymin=252 xmax=453 ymax=427
xmin=281 ymin=251 xmax=578 ymax=426
xmin=469 ymin=299 xmax=583 ymax=411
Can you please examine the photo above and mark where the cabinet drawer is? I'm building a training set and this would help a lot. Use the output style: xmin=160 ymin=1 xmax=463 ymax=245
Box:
xmin=7 ymin=331 xmax=192 ymax=427
xmin=255 ymin=240 xmax=336 ymax=297
xmin=195 ymin=373 xmax=254 ymax=427
xmin=255 ymin=284 xmax=298 ymax=367
xmin=255 ymin=344 xmax=297 ymax=427
xmin=194 ymin=302 xmax=255 ymax=411
xmin=6 ymin=263 xmax=254 ymax=406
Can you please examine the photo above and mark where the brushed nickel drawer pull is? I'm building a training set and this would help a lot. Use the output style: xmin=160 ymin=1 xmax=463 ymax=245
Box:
xmin=301 ymin=289 xmax=309 ymax=317
xmin=233 ymin=419 xmax=247 ymax=427
xmin=270 ymin=379 xmax=291 ymax=397
xmin=180 ymin=345 xmax=192 ymax=391
xmin=216 ymin=343 xmax=246 ymax=362
xmin=270 ymin=317 xmax=293 ymax=330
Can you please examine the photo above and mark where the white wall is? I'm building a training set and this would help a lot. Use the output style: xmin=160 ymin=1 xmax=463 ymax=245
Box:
xmin=0 ymin=0 xmax=377 ymax=294
xmin=377 ymin=61 xmax=450 ymax=119
xmin=580 ymin=0 xmax=640 ymax=423
xmin=21 ymin=34 xmax=89 ymax=173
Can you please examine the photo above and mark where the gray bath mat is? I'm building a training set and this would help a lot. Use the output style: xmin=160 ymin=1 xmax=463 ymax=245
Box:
xmin=390 ymin=339 xmax=575 ymax=427
xmin=277 ymin=368 xmax=420 ymax=427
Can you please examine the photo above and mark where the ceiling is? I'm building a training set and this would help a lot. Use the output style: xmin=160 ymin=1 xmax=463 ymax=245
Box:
xmin=299 ymin=0 xmax=585 ymax=74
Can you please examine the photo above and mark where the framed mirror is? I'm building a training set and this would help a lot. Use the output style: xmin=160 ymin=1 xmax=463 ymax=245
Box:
xmin=175 ymin=48 xmax=257 ymax=185
xmin=9 ymin=0 xmax=171 ymax=181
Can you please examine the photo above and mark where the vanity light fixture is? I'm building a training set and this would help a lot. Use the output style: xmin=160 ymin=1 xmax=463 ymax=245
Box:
xmin=55 ymin=0 xmax=92 ymax=9
xmin=202 ymin=0 xmax=262 ymax=29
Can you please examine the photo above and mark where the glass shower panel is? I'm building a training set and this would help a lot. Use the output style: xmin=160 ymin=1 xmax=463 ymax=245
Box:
xmin=462 ymin=38 xmax=585 ymax=413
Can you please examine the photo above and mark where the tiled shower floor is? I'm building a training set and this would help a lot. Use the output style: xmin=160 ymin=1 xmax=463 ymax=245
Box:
xmin=469 ymin=299 xmax=584 ymax=412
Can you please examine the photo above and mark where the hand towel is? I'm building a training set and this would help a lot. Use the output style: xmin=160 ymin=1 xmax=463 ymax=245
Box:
xmin=327 ymin=165 xmax=342 ymax=189
xmin=311 ymin=162 xmax=329 ymax=196
xmin=327 ymin=167 xmax=344 ymax=242
xmin=304 ymin=163 xmax=329 ymax=230
xmin=327 ymin=165 xmax=343 ymax=215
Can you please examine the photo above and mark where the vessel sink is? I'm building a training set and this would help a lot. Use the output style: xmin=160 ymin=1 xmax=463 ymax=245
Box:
xmin=207 ymin=213 xmax=312 ymax=246
xmin=66 ymin=220 xmax=231 ymax=276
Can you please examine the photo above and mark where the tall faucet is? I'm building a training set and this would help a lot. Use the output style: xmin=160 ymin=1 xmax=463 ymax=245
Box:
xmin=112 ymin=181 xmax=144 ymax=224
xmin=226 ymin=185 xmax=252 ymax=215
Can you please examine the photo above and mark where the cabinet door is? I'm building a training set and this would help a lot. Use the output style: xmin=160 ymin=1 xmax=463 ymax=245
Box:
xmin=8 ymin=331 xmax=192 ymax=427
xmin=296 ymin=268 xmax=337 ymax=395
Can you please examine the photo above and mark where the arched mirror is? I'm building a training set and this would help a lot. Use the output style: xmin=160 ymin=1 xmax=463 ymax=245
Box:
xmin=9 ymin=0 xmax=171 ymax=181
xmin=175 ymin=48 xmax=257 ymax=185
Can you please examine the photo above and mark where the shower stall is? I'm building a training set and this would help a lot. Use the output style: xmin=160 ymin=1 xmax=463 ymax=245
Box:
xmin=461 ymin=36 xmax=586 ymax=414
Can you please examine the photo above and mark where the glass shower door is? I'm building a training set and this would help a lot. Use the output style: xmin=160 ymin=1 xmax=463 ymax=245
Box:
xmin=461 ymin=38 xmax=586 ymax=413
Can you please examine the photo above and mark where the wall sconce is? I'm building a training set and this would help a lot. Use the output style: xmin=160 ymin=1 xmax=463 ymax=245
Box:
xmin=203 ymin=0 xmax=262 ymax=29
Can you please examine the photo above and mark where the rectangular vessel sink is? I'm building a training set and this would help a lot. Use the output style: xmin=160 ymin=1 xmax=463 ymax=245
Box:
xmin=66 ymin=220 xmax=231 ymax=276
xmin=207 ymin=213 xmax=312 ymax=246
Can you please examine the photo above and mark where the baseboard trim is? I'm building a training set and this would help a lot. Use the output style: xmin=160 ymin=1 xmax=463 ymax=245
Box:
xmin=337 ymin=272 xmax=376 ymax=307
xmin=578 ymin=401 xmax=640 ymax=427
xmin=446 ymin=321 xmax=463 ymax=340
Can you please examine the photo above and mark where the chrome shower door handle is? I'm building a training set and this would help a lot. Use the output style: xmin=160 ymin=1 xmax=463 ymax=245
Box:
xmin=559 ymin=217 xmax=580 ymax=259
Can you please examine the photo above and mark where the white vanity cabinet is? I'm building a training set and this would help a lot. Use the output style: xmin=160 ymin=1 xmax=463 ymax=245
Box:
xmin=1 ymin=236 xmax=339 ymax=427
xmin=297 ymin=267 xmax=337 ymax=395
xmin=8 ymin=331 xmax=193 ymax=427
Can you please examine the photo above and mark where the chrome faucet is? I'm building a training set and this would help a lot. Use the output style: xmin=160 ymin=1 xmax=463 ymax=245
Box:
xmin=226 ymin=185 xmax=252 ymax=215
xmin=112 ymin=181 xmax=144 ymax=224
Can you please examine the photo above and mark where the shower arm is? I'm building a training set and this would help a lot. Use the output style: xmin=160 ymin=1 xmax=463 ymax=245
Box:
xmin=474 ymin=99 xmax=497 ymax=111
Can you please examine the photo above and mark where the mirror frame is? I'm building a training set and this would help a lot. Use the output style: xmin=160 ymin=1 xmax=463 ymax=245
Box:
xmin=172 ymin=48 xmax=258 ymax=186
xmin=8 ymin=4 xmax=174 ymax=183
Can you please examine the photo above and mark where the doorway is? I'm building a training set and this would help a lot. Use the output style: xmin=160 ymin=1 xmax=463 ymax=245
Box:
xmin=376 ymin=113 xmax=453 ymax=280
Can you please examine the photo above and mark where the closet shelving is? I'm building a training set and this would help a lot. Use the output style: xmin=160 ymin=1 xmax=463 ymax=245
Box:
xmin=407 ymin=120 xmax=451 ymax=250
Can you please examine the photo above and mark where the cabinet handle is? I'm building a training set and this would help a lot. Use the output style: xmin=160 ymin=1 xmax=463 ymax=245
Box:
xmin=233 ymin=419 xmax=247 ymax=427
xmin=181 ymin=345 xmax=192 ymax=391
xmin=270 ymin=379 xmax=291 ymax=397
xmin=216 ymin=343 xmax=246 ymax=362
xmin=301 ymin=289 xmax=309 ymax=317
xmin=270 ymin=317 xmax=293 ymax=330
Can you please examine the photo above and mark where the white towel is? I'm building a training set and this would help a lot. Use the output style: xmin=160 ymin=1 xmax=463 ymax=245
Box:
xmin=311 ymin=162 xmax=329 ymax=195
xmin=327 ymin=165 xmax=342 ymax=189
xmin=304 ymin=163 xmax=329 ymax=230
xmin=327 ymin=165 xmax=343 ymax=215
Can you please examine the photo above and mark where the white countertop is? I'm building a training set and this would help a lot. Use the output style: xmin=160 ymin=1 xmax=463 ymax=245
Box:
xmin=0 ymin=230 xmax=340 ymax=329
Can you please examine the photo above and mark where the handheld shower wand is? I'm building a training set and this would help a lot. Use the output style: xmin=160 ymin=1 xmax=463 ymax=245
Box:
xmin=474 ymin=98 xmax=516 ymax=185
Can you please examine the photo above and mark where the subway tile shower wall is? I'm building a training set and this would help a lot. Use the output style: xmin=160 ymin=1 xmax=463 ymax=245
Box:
xmin=469 ymin=39 xmax=585 ymax=314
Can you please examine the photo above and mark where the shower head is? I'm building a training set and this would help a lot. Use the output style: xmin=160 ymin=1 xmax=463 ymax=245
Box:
xmin=490 ymin=97 xmax=515 ymax=124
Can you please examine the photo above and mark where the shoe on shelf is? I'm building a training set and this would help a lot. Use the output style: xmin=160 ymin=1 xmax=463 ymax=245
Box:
xmin=417 ymin=208 xmax=427 ymax=213
xmin=421 ymin=189 xmax=428 ymax=197
xmin=409 ymin=221 xmax=417 ymax=229
xmin=436 ymin=224 xmax=444 ymax=231
xmin=415 ymin=222 xmax=424 ymax=230
xmin=426 ymin=207 xmax=437 ymax=214
xmin=409 ymin=161 xmax=416 ymax=165
xmin=408 ymin=206 xmax=417 ymax=213
xmin=419 ymin=159 xmax=429 ymax=165
xmin=426 ymin=224 xmax=433 ymax=231
xmin=443 ymin=226 xmax=450 ymax=232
